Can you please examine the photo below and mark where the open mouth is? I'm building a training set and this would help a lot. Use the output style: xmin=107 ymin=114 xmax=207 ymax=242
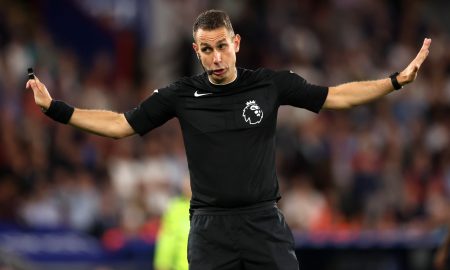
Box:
xmin=212 ymin=68 xmax=226 ymax=75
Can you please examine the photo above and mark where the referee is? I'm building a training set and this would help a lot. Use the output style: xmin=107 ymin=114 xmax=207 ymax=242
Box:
xmin=27 ymin=9 xmax=431 ymax=270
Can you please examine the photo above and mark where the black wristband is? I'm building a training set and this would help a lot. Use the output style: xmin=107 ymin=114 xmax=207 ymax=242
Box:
xmin=389 ymin=72 xmax=403 ymax=90
xmin=44 ymin=100 xmax=74 ymax=124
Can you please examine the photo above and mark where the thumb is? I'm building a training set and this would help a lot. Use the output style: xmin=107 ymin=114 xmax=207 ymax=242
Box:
xmin=25 ymin=75 xmax=40 ymax=89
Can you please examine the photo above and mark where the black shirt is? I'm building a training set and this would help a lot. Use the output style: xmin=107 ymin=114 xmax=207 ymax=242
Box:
xmin=125 ymin=68 xmax=328 ymax=209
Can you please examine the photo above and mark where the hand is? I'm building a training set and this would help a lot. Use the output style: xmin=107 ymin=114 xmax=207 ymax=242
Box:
xmin=25 ymin=75 xmax=52 ymax=111
xmin=398 ymin=38 xmax=432 ymax=86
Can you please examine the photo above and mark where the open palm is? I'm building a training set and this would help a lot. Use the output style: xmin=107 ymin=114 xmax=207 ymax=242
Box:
xmin=399 ymin=38 xmax=431 ymax=85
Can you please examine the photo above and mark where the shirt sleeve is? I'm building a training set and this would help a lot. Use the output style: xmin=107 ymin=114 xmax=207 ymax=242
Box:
xmin=274 ymin=70 xmax=329 ymax=113
xmin=124 ymin=85 xmax=177 ymax=136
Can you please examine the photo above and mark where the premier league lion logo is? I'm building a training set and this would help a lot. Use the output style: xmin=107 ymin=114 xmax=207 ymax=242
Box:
xmin=242 ymin=100 xmax=263 ymax=125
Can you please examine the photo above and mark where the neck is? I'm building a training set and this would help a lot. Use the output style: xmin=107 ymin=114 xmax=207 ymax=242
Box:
xmin=208 ymin=67 xmax=237 ymax=85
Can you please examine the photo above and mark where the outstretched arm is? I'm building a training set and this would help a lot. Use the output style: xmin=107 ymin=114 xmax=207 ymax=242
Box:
xmin=26 ymin=76 xmax=135 ymax=139
xmin=323 ymin=38 xmax=431 ymax=109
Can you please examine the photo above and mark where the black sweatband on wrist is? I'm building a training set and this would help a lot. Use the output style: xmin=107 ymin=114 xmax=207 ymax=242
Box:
xmin=389 ymin=72 xmax=403 ymax=90
xmin=44 ymin=100 xmax=74 ymax=124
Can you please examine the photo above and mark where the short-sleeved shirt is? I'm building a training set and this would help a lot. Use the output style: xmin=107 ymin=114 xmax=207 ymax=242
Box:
xmin=125 ymin=68 xmax=328 ymax=209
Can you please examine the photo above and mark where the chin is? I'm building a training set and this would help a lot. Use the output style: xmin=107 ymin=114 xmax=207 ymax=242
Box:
xmin=211 ymin=77 xmax=226 ymax=84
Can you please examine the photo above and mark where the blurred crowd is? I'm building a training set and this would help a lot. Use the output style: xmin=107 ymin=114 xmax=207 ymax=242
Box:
xmin=0 ymin=0 xmax=449 ymax=248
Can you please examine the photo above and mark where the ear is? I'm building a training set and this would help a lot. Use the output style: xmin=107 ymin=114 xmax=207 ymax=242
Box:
xmin=192 ymin=43 xmax=199 ymax=57
xmin=234 ymin=34 xmax=241 ymax=53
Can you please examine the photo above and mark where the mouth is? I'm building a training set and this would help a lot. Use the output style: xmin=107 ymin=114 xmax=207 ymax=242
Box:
xmin=212 ymin=68 xmax=226 ymax=76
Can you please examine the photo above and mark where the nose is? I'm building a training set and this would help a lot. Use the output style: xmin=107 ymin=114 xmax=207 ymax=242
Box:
xmin=213 ymin=51 xmax=222 ymax=64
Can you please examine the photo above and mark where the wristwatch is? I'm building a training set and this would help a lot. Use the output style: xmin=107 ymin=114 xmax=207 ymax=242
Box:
xmin=389 ymin=72 xmax=403 ymax=90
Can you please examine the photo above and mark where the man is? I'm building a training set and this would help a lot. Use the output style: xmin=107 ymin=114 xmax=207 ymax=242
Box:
xmin=27 ymin=9 xmax=431 ymax=270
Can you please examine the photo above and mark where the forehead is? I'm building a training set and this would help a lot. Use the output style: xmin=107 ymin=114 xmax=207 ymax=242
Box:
xmin=195 ymin=27 xmax=232 ymax=45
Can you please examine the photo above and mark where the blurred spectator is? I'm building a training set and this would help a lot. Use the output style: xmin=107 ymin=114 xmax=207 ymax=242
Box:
xmin=19 ymin=177 xmax=63 ymax=228
xmin=0 ymin=174 xmax=20 ymax=221
xmin=434 ymin=223 xmax=450 ymax=270
xmin=153 ymin=175 xmax=191 ymax=270
xmin=282 ymin=174 xmax=326 ymax=231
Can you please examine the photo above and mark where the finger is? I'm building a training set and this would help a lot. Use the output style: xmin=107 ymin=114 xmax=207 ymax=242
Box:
xmin=413 ymin=39 xmax=431 ymax=63
xmin=413 ymin=38 xmax=431 ymax=65
xmin=25 ymin=78 xmax=37 ymax=89
xmin=33 ymin=75 xmax=40 ymax=83
xmin=422 ymin=37 xmax=432 ymax=49
xmin=30 ymin=77 xmax=44 ymax=92
xmin=414 ymin=49 xmax=429 ymax=66
xmin=30 ymin=80 xmax=41 ymax=92
xmin=418 ymin=38 xmax=432 ymax=56
xmin=26 ymin=74 xmax=40 ymax=86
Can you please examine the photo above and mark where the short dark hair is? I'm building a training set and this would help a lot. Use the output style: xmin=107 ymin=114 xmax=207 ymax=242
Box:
xmin=193 ymin=10 xmax=234 ymax=40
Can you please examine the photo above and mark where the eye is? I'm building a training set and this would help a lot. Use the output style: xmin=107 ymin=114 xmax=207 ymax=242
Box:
xmin=218 ymin=43 xmax=227 ymax=50
xmin=201 ymin=47 xmax=212 ymax=53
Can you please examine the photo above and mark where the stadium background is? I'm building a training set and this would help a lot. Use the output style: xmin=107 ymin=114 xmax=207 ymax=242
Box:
xmin=0 ymin=0 xmax=449 ymax=269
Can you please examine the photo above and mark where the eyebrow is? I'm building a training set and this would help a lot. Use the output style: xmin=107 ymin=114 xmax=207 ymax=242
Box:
xmin=200 ymin=38 xmax=228 ymax=47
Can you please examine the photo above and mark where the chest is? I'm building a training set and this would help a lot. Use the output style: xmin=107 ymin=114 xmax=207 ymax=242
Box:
xmin=178 ymin=85 xmax=278 ymax=134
